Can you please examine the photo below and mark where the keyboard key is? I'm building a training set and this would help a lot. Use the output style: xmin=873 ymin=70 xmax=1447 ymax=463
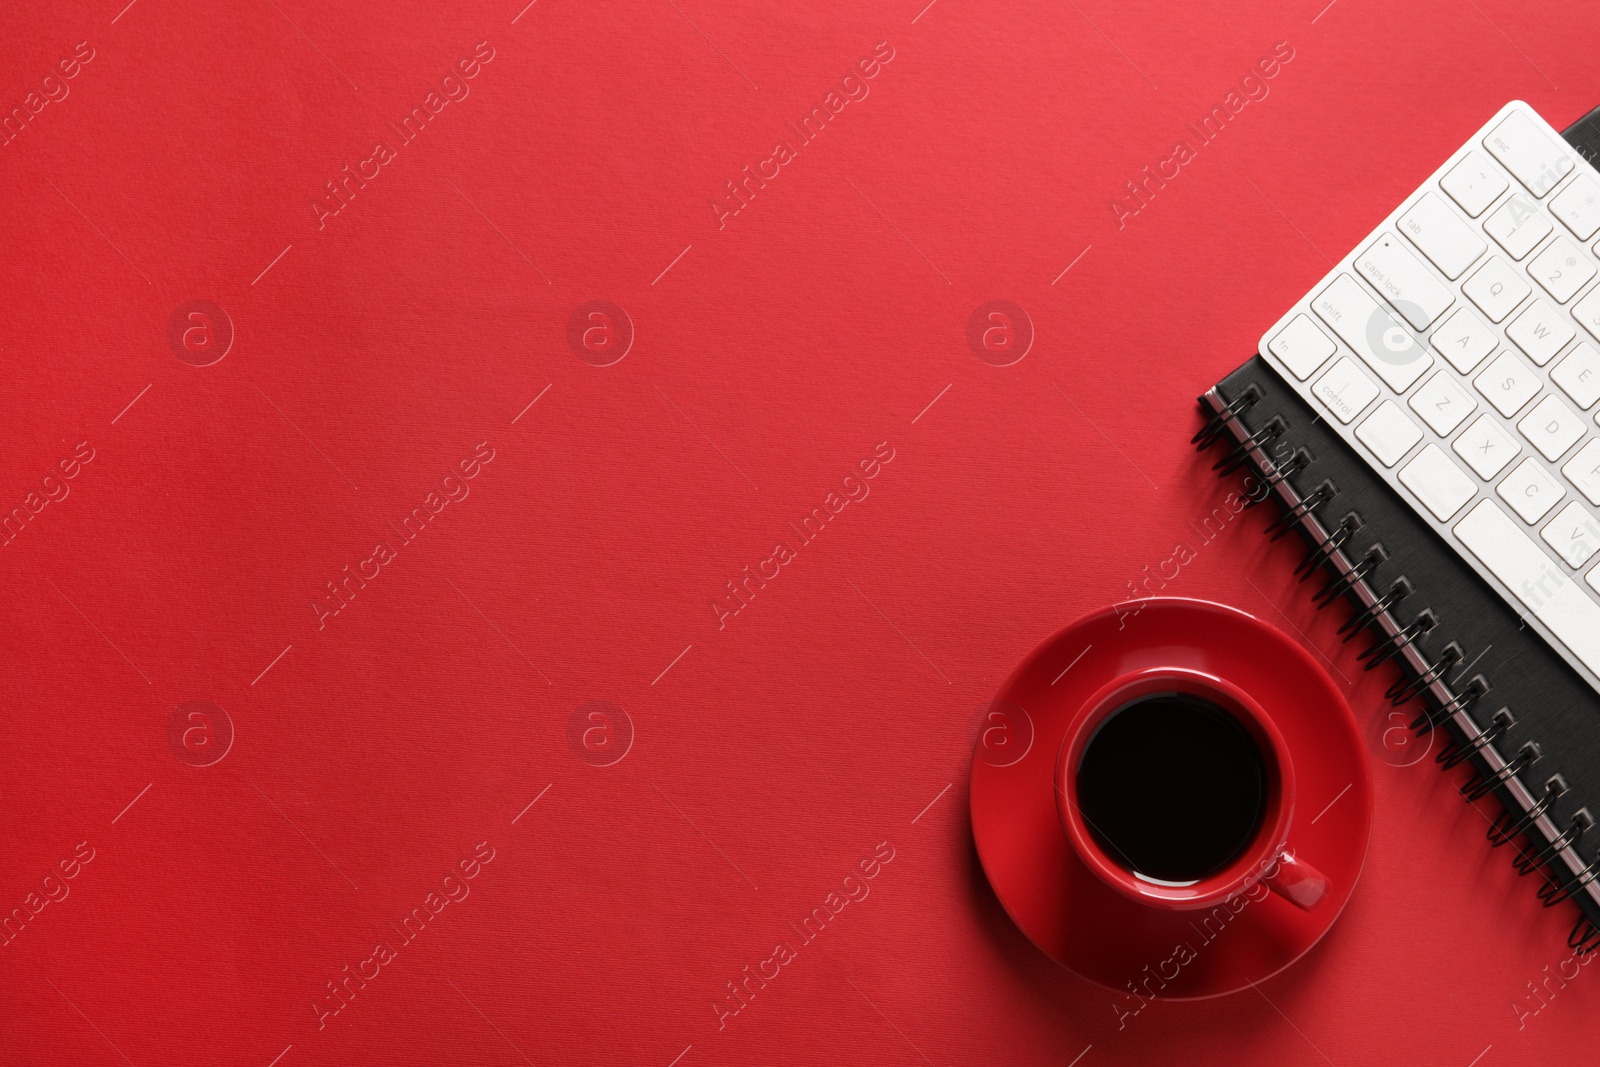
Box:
xmin=1553 ymin=342 xmax=1600 ymax=408
xmin=1498 ymin=456 xmax=1565 ymax=522
xmin=1441 ymin=150 xmax=1509 ymax=216
xmin=1409 ymin=370 xmax=1477 ymax=436
xmin=1356 ymin=233 xmax=1454 ymax=329
xmin=1484 ymin=110 xmax=1575 ymax=197
xmin=1455 ymin=498 xmax=1600 ymax=678
xmin=1506 ymin=298 xmax=1576 ymax=365
xmin=1400 ymin=444 xmax=1478 ymax=520
xmin=1542 ymin=500 xmax=1600 ymax=568
xmin=1268 ymin=314 xmax=1337 ymax=380
xmin=1529 ymin=237 xmax=1597 ymax=303
xmin=1455 ymin=412 xmax=1521 ymax=479
xmin=1312 ymin=357 xmax=1380 ymax=424
xmin=1312 ymin=274 xmax=1433 ymax=391
xmin=1356 ymin=401 xmax=1424 ymax=467
xmin=1430 ymin=307 xmax=1497 ymax=372
xmin=1463 ymin=256 xmax=1531 ymax=322
xmin=1484 ymin=194 xmax=1553 ymax=259
xmin=1572 ymin=286 xmax=1600 ymax=343
xmin=1567 ymin=439 xmax=1600 ymax=504
xmin=1399 ymin=193 xmax=1487 ymax=279
xmin=1475 ymin=350 xmax=1543 ymax=416
xmin=1552 ymin=173 xmax=1600 ymax=240
xmin=1519 ymin=393 xmax=1586 ymax=460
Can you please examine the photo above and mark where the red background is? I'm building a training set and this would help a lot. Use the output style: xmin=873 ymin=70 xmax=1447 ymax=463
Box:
xmin=2 ymin=1 xmax=1597 ymax=1064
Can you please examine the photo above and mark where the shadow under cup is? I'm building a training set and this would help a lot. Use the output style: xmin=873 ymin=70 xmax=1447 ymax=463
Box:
xmin=1057 ymin=669 xmax=1297 ymax=911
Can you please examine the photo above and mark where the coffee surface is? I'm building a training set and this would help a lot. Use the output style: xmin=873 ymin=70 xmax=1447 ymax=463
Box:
xmin=1075 ymin=693 xmax=1267 ymax=884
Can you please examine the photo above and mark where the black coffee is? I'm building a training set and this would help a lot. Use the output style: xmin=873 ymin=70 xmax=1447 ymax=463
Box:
xmin=1074 ymin=693 xmax=1267 ymax=884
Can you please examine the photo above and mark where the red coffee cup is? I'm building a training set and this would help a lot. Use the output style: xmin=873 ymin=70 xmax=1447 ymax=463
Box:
xmin=1054 ymin=666 xmax=1330 ymax=912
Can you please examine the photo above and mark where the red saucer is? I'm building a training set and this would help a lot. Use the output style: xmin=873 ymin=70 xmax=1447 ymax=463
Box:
xmin=970 ymin=598 xmax=1373 ymax=1000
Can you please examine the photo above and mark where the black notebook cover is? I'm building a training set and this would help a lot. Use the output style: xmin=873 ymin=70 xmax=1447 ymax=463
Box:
xmin=1199 ymin=360 xmax=1600 ymax=946
xmin=1192 ymin=109 xmax=1600 ymax=949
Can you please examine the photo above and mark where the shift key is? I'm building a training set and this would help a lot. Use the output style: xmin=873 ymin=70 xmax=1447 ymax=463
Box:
xmin=1356 ymin=233 xmax=1454 ymax=329
xmin=1312 ymin=274 xmax=1434 ymax=392
xmin=1399 ymin=192 xmax=1487 ymax=280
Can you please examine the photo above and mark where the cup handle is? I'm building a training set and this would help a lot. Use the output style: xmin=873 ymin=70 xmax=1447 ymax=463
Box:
xmin=1262 ymin=848 xmax=1329 ymax=910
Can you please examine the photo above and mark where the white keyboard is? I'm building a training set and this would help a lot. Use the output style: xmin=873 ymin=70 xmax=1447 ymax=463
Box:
xmin=1259 ymin=101 xmax=1600 ymax=695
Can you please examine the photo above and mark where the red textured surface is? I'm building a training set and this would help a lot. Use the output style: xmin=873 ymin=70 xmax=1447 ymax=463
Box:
xmin=2 ymin=1 xmax=1598 ymax=1064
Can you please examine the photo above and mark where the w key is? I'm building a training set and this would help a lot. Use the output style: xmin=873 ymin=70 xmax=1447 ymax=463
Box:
xmin=1508 ymin=298 xmax=1577 ymax=365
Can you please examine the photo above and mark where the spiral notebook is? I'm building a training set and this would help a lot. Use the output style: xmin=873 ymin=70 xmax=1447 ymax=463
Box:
xmin=1194 ymin=105 xmax=1600 ymax=952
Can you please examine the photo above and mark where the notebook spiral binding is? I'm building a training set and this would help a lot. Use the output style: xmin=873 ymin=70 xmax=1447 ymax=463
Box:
xmin=1196 ymin=380 xmax=1600 ymax=952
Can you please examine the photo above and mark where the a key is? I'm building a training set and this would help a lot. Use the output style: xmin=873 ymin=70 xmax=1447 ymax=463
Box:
xmin=1475 ymin=350 xmax=1543 ymax=416
xmin=1553 ymin=342 xmax=1600 ymax=409
xmin=1463 ymin=255 xmax=1531 ymax=322
xmin=1506 ymin=298 xmax=1576 ymax=365
xmin=1498 ymin=456 xmax=1566 ymax=523
xmin=1441 ymin=150 xmax=1509 ymax=217
xmin=1400 ymin=444 xmax=1478 ymax=521
xmin=1268 ymin=314 xmax=1337 ymax=380
xmin=1472 ymin=350 xmax=1536 ymax=415
xmin=1519 ymin=393 xmax=1586 ymax=461
xmin=1563 ymin=438 xmax=1600 ymax=504
xmin=1456 ymin=498 xmax=1600 ymax=678
xmin=1356 ymin=401 xmax=1424 ymax=467
xmin=1542 ymin=500 xmax=1600 ymax=568
xmin=1551 ymin=173 xmax=1600 ymax=240
xmin=1312 ymin=356 xmax=1380 ymax=424
xmin=1312 ymin=274 xmax=1432 ymax=392
xmin=1409 ymin=370 xmax=1478 ymax=436
xmin=1529 ymin=236 xmax=1596 ymax=303
xmin=1355 ymin=233 xmax=1454 ymax=328
xmin=1399 ymin=193 xmax=1487 ymax=280
xmin=1484 ymin=194 xmax=1553 ymax=259
xmin=1484 ymin=110 xmax=1575 ymax=197
xmin=1572 ymin=286 xmax=1600 ymax=343
xmin=1454 ymin=412 xmax=1521 ymax=479
xmin=1430 ymin=307 xmax=1497 ymax=373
